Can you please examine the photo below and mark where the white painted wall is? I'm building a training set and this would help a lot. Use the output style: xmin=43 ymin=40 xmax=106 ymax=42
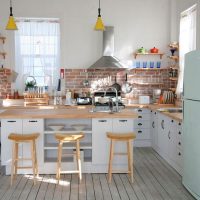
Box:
xmin=174 ymin=0 xmax=200 ymax=49
xmin=0 ymin=0 xmax=171 ymax=69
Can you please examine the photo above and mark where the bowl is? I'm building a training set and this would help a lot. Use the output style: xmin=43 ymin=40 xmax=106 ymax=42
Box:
xmin=71 ymin=124 xmax=87 ymax=131
xmin=48 ymin=124 xmax=65 ymax=131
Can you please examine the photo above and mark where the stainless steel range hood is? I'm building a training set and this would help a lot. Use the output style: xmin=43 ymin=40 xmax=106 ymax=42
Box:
xmin=89 ymin=26 xmax=127 ymax=69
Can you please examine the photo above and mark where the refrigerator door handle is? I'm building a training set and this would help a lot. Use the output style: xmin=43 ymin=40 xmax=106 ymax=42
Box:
xmin=161 ymin=120 xmax=164 ymax=129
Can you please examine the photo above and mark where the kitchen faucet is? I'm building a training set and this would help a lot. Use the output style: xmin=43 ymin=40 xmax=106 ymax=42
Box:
xmin=104 ymin=87 xmax=119 ymax=112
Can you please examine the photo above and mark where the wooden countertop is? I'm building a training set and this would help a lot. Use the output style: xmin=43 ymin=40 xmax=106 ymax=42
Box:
xmin=0 ymin=103 xmax=182 ymax=121
xmin=0 ymin=108 xmax=137 ymax=119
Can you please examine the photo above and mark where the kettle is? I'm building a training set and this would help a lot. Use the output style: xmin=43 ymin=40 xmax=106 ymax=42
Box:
xmin=138 ymin=47 xmax=146 ymax=54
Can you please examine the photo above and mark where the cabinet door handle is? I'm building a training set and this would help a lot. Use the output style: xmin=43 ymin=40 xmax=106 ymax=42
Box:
xmin=138 ymin=130 xmax=142 ymax=134
xmin=179 ymin=122 xmax=181 ymax=126
xmin=171 ymin=120 xmax=174 ymax=123
xmin=154 ymin=112 xmax=157 ymax=115
xmin=138 ymin=116 xmax=142 ymax=119
xmin=178 ymin=152 xmax=181 ymax=156
xmin=29 ymin=120 xmax=38 ymax=123
xmin=178 ymin=142 xmax=181 ymax=146
xmin=7 ymin=120 xmax=16 ymax=123
xmin=119 ymin=120 xmax=127 ymax=122
xmin=151 ymin=110 xmax=153 ymax=113
xmin=161 ymin=120 xmax=164 ymax=129
xmin=138 ymin=123 xmax=142 ymax=126
xmin=178 ymin=131 xmax=181 ymax=135
xmin=152 ymin=121 xmax=155 ymax=128
xmin=138 ymin=109 xmax=142 ymax=112
xmin=98 ymin=120 xmax=107 ymax=122
xmin=168 ymin=131 xmax=171 ymax=139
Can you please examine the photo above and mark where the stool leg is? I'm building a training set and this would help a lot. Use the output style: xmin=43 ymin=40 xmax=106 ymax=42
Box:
xmin=108 ymin=139 xmax=114 ymax=183
xmin=128 ymin=140 xmax=134 ymax=183
xmin=10 ymin=142 xmax=16 ymax=186
xmin=56 ymin=141 xmax=63 ymax=182
xmin=76 ymin=139 xmax=82 ymax=181
xmin=31 ymin=141 xmax=36 ymax=185
xmin=33 ymin=140 xmax=39 ymax=177
xmin=14 ymin=143 xmax=19 ymax=179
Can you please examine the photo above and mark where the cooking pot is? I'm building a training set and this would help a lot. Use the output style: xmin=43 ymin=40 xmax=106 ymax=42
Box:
xmin=150 ymin=47 xmax=159 ymax=53
xmin=121 ymin=73 xmax=132 ymax=94
xmin=111 ymin=76 xmax=121 ymax=91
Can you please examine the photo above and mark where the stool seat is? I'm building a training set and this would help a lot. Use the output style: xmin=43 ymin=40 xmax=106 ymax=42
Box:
xmin=107 ymin=132 xmax=136 ymax=183
xmin=8 ymin=133 xmax=40 ymax=142
xmin=107 ymin=132 xmax=136 ymax=140
xmin=8 ymin=133 xmax=40 ymax=186
xmin=55 ymin=132 xmax=84 ymax=183
xmin=55 ymin=133 xmax=84 ymax=142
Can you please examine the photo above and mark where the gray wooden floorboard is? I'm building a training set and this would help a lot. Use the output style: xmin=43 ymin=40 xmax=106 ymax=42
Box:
xmin=0 ymin=148 xmax=195 ymax=200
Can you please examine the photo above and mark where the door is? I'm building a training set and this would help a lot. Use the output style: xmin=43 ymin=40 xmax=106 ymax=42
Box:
xmin=151 ymin=111 xmax=158 ymax=151
xmin=112 ymin=118 xmax=134 ymax=165
xmin=184 ymin=51 xmax=200 ymax=100
xmin=92 ymin=118 xmax=112 ymax=165
xmin=22 ymin=119 xmax=44 ymax=171
xmin=157 ymin=113 xmax=169 ymax=159
xmin=183 ymin=99 xmax=200 ymax=198
xmin=1 ymin=119 xmax=23 ymax=167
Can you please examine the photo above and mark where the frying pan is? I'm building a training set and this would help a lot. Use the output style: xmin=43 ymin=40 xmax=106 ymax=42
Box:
xmin=111 ymin=76 xmax=121 ymax=91
xmin=121 ymin=73 xmax=132 ymax=94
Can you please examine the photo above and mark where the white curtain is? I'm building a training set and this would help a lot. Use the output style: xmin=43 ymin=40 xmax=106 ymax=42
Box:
xmin=176 ymin=5 xmax=196 ymax=97
xmin=15 ymin=18 xmax=60 ymax=93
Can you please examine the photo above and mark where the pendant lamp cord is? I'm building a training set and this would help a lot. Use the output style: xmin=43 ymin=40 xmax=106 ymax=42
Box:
xmin=98 ymin=0 xmax=101 ymax=17
xmin=10 ymin=0 xmax=13 ymax=16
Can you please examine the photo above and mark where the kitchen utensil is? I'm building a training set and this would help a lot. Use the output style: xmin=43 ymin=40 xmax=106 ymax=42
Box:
xmin=98 ymin=97 xmax=108 ymax=104
xmin=111 ymin=76 xmax=121 ymax=91
xmin=83 ymin=71 xmax=89 ymax=87
xmin=48 ymin=124 xmax=65 ymax=131
xmin=71 ymin=124 xmax=87 ymax=131
xmin=150 ymin=47 xmax=159 ymax=53
xmin=121 ymin=73 xmax=132 ymax=94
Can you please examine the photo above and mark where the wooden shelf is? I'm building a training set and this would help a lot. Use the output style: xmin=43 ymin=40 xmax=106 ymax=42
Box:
xmin=133 ymin=82 xmax=164 ymax=86
xmin=0 ymin=37 xmax=6 ymax=44
xmin=169 ymin=88 xmax=176 ymax=92
xmin=170 ymin=66 xmax=179 ymax=70
xmin=168 ymin=55 xmax=179 ymax=61
xmin=169 ymin=77 xmax=178 ymax=81
xmin=0 ymin=52 xmax=6 ymax=59
xmin=134 ymin=52 xmax=164 ymax=59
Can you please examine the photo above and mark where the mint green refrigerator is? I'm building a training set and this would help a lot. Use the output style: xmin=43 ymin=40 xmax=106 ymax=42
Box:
xmin=183 ymin=50 xmax=200 ymax=199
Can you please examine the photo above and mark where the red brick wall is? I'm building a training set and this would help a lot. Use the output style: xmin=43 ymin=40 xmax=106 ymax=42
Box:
xmin=0 ymin=68 xmax=11 ymax=99
xmin=64 ymin=68 xmax=176 ymax=99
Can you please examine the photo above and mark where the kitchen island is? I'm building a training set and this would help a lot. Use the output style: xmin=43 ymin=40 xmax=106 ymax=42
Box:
xmin=0 ymin=107 xmax=138 ymax=174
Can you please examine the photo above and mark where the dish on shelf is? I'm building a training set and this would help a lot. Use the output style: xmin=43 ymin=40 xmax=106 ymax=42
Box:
xmin=71 ymin=124 xmax=87 ymax=131
xmin=48 ymin=124 xmax=65 ymax=131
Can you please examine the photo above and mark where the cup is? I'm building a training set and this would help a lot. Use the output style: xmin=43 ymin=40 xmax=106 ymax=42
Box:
xmin=143 ymin=61 xmax=147 ymax=68
xmin=156 ymin=61 xmax=161 ymax=68
xmin=150 ymin=62 xmax=154 ymax=68
xmin=136 ymin=61 xmax=140 ymax=68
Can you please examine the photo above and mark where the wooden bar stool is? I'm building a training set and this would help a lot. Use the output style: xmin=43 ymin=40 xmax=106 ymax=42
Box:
xmin=106 ymin=132 xmax=136 ymax=183
xmin=8 ymin=133 xmax=40 ymax=186
xmin=55 ymin=133 xmax=84 ymax=183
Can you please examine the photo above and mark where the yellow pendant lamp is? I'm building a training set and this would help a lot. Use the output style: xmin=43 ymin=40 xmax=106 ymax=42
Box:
xmin=6 ymin=0 xmax=18 ymax=30
xmin=94 ymin=0 xmax=105 ymax=31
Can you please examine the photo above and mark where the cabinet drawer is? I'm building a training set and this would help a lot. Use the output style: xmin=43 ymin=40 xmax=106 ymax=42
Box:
xmin=135 ymin=129 xmax=150 ymax=140
xmin=134 ymin=120 xmax=150 ymax=129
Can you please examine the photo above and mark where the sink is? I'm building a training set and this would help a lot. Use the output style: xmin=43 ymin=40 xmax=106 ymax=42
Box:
xmin=157 ymin=108 xmax=182 ymax=113
xmin=89 ymin=109 xmax=120 ymax=114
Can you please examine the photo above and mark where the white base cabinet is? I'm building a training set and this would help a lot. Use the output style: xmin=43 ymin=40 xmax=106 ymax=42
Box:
xmin=1 ymin=119 xmax=44 ymax=175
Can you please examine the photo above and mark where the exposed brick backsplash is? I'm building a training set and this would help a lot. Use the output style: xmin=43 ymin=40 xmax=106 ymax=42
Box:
xmin=64 ymin=68 xmax=176 ymax=99
xmin=0 ymin=68 xmax=11 ymax=99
